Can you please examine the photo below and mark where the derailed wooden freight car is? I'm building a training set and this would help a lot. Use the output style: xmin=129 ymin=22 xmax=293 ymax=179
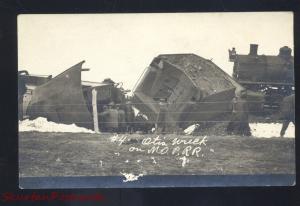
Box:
xmin=132 ymin=54 xmax=237 ymax=132
xmin=20 ymin=61 xmax=132 ymax=132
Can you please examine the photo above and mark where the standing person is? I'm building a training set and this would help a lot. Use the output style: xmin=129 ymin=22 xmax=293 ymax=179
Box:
xmin=122 ymin=101 xmax=135 ymax=133
xmin=280 ymin=94 xmax=295 ymax=137
xmin=106 ymin=102 xmax=119 ymax=133
xmin=227 ymin=90 xmax=251 ymax=136
xmin=155 ymin=98 xmax=169 ymax=134
xmin=134 ymin=112 xmax=145 ymax=133
xmin=117 ymin=105 xmax=126 ymax=133
xmin=99 ymin=105 xmax=109 ymax=132
xmin=18 ymin=70 xmax=28 ymax=120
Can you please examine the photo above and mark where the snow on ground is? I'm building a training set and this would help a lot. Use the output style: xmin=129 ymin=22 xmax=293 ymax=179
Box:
xmin=250 ymin=122 xmax=295 ymax=138
xmin=19 ymin=117 xmax=294 ymax=138
xmin=19 ymin=117 xmax=95 ymax=133
xmin=184 ymin=123 xmax=295 ymax=138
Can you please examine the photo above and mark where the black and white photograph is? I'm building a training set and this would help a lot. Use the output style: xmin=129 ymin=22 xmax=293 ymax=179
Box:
xmin=18 ymin=12 xmax=295 ymax=188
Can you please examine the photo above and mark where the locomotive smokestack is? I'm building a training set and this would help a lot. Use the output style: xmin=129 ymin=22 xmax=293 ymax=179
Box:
xmin=249 ymin=44 xmax=258 ymax=55
xmin=279 ymin=46 xmax=292 ymax=57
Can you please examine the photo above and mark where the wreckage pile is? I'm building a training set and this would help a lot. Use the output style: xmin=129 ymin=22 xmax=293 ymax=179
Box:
xmin=133 ymin=54 xmax=236 ymax=131
xmin=18 ymin=50 xmax=294 ymax=137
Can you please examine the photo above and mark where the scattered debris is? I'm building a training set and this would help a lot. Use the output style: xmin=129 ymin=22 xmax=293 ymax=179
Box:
xmin=184 ymin=124 xmax=200 ymax=135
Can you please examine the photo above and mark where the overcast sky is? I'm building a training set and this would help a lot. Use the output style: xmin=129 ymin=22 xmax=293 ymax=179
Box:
xmin=18 ymin=12 xmax=293 ymax=90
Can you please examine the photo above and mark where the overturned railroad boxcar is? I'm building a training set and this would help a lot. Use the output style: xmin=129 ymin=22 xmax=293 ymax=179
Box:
xmin=132 ymin=54 xmax=237 ymax=131
xmin=23 ymin=61 xmax=128 ymax=130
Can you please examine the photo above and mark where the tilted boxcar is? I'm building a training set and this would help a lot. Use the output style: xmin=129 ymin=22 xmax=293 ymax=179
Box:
xmin=132 ymin=53 xmax=237 ymax=131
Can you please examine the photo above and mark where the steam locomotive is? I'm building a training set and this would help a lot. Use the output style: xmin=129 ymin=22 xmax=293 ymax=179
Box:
xmin=228 ymin=44 xmax=294 ymax=113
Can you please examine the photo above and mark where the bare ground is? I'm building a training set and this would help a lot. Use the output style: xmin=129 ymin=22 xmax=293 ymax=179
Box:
xmin=19 ymin=132 xmax=295 ymax=177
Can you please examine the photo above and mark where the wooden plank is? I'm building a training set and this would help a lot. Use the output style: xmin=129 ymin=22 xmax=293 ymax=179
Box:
xmin=92 ymin=88 xmax=100 ymax=133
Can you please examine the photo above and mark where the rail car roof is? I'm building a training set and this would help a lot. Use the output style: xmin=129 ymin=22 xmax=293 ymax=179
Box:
xmin=151 ymin=53 xmax=235 ymax=92
xmin=234 ymin=54 xmax=294 ymax=65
